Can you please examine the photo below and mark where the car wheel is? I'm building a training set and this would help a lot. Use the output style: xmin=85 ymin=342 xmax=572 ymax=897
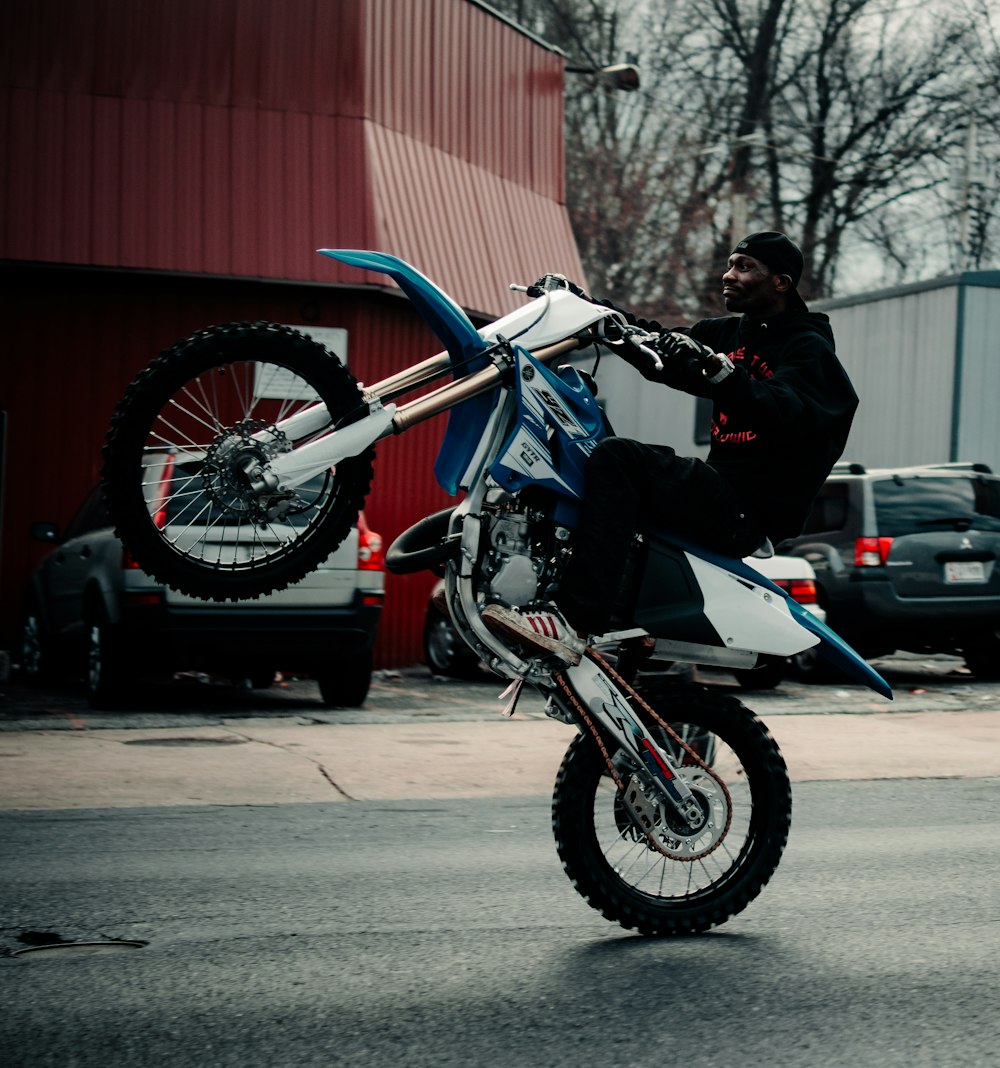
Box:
xmin=732 ymin=654 xmax=784 ymax=691
xmin=790 ymin=645 xmax=836 ymax=684
xmin=423 ymin=610 xmax=483 ymax=679
xmin=317 ymin=652 xmax=372 ymax=708
xmin=17 ymin=600 xmax=51 ymax=683
xmin=86 ymin=607 xmax=132 ymax=710
xmin=963 ymin=634 xmax=1000 ymax=680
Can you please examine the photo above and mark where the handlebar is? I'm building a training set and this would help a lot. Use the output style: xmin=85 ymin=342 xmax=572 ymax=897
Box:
xmin=508 ymin=277 xmax=664 ymax=373
xmin=510 ymin=273 xmax=574 ymax=299
xmin=618 ymin=325 xmax=664 ymax=373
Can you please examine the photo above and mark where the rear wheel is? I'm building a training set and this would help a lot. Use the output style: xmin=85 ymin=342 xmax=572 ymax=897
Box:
xmin=101 ymin=322 xmax=374 ymax=602
xmin=552 ymin=684 xmax=791 ymax=936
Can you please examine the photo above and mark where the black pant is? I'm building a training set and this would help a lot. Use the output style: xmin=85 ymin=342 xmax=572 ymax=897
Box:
xmin=557 ymin=437 xmax=765 ymax=633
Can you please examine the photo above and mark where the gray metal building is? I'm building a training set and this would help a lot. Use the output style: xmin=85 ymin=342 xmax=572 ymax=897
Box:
xmin=600 ymin=271 xmax=1000 ymax=472
xmin=817 ymin=271 xmax=1000 ymax=470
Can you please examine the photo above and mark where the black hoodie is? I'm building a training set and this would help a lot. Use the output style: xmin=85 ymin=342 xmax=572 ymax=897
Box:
xmin=631 ymin=310 xmax=858 ymax=544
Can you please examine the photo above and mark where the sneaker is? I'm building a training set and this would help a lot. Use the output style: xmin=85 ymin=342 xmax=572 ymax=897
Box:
xmin=481 ymin=604 xmax=586 ymax=666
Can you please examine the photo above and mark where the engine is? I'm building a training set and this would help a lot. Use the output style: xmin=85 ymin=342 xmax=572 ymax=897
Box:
xmin=478 ymin=496 xmax=568 ymax=607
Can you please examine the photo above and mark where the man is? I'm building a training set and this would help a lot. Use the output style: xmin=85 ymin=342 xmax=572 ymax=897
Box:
xmin=483 ymin=231 xmax=858 ymax=665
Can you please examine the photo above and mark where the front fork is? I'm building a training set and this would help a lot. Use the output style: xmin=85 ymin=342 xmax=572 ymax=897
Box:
xmin=560 ymin=657 xmax=706 ymax=831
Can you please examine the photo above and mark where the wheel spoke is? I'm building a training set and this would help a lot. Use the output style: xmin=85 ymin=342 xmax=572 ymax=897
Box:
xmin=190 ymin=375 xmax=224 ymax=432
xmin=148 ymin=406 xmax=217 ymax=452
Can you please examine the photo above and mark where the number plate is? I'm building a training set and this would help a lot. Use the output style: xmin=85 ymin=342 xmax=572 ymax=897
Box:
xmin=944 ymin=561 xmax=986 ymax=583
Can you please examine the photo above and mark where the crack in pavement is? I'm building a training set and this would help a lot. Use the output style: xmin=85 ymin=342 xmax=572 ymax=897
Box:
xmin=223 ymin=729 xmax=357 ymax=801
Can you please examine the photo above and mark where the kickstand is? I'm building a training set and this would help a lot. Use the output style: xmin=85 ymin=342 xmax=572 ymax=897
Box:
xmin=498 ymin=678 xmax=525 ymax=718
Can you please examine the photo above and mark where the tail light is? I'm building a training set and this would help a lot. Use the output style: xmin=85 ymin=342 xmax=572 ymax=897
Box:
xmin=784 ymin=578 xmax=818 ymax=605
xmin=151 ymin=454 xmax=175 ymax=530
xmin=121 ymin=548 xmax=143 ymax=570
xmin=854 ymin=536 xmax=893 ymax=567
xmin=356 ymin=513 xmax=385 ymax=572
xmin=771 ymin=577 xmax=819 ymax=605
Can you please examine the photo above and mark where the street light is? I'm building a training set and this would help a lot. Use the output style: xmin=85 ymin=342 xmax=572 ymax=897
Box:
xmin=564 ymin=61 xmax=640 ymax=92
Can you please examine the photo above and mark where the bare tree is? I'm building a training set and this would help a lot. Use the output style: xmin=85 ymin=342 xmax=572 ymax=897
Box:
xmin=488 ymin=0 xmax=999 ymax=314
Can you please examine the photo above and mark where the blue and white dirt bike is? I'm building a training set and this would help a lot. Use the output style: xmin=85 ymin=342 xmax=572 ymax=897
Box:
xmin=102 ymin=250 xmax=892 ymax=935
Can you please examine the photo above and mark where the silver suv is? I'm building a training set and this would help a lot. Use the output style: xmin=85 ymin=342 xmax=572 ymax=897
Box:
xmin=18 ymin=474 xmax=384 ymax=709
xmin=779 ymin=461 xmax=1000 ymax=679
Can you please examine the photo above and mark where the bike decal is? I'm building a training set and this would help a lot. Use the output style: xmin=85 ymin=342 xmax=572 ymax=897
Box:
xmin=526 ymin=382 xmax=588 ymax=438
xmin=641 ymin=739 xmax=675 ymax=780
xmin=568 ymin=663 xmax=694 ymax=803
xmin=496 ymin=429 xmax=574 ymax=492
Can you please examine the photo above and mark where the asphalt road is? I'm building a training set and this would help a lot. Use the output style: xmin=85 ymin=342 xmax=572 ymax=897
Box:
xmin=2 ymin=781 xmax=999 ymax=1068
xmin=2 ymin=658 xmax=999 ymax=1066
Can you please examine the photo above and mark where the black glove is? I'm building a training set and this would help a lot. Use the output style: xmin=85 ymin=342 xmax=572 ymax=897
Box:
xmin=655 ymin=331 xmax=735 ymax=383
xmin=654 ymin=331 xmax=714 ymax=365
xmin=528 ymin=273 xmax=590 ymax=299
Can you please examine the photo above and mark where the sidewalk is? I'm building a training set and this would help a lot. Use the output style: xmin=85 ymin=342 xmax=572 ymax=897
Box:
xmin=2 ymin=708 xmax=1000 ymax=809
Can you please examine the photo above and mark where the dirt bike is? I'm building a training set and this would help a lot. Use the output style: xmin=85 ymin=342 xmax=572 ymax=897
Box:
xmin=101 ymin=250 xmax=892 ymax=935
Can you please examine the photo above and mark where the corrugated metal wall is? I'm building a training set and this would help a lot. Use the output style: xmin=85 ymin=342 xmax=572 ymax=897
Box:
xmin=823 ymin=287 xmax=959 ymax=466
xmin=816 ymin=273 xmax=1000 ymax=472
xmin=597 ymin=358 xmax=707 ymax=456
xmin=955 ymin=281 xmax=1000 ymax=469
xmin=0 ymin=0 xmax=582 ymax=314
xmin=1 ymin=0 xmax=584 ymax=665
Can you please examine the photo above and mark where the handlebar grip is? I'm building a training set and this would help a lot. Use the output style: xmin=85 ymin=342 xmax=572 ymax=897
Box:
xmin=636 ymin=342 xmax=664 ymax=373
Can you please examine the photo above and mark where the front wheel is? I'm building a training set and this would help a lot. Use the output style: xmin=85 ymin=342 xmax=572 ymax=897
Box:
xmin=552 ymin=685 xmax=791 ymax=936
xmin=101 ymin=322 xmax=374 ymax=602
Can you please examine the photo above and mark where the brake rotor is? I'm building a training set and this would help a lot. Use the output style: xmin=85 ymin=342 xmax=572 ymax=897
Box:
xmin=615 ymin=769 xmax=730 ymax=861
xmin=202 ymin=420 xmax=291 ymax=522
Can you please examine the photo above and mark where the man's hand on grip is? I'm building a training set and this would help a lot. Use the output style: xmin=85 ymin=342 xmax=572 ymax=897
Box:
xmin=655 ymin=332 xmax=735 ymax=383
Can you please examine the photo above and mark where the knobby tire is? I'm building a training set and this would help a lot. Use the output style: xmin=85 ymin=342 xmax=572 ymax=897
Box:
xmin=101 ymin=322 xmax=374 ymax=601
xmin=551 ymin=683 xmax=791 ymax=936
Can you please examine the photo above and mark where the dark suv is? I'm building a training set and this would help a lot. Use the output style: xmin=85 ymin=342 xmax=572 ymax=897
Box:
xmin=19 ymin=471 xmax=384 ymax=709
xmin=779 ymin=462 xmax=1000 ymax=678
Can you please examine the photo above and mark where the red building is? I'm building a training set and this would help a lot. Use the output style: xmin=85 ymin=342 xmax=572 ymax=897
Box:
xmin=0 ymin=0 xmax=584 ymax=665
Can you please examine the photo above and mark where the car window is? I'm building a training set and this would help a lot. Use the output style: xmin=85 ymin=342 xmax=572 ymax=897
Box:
xmin=801 ymin=484 xmax=849 ymax=535
xmin=873 ymin=476 xmax=1000 ymax=535
xmin=64 ymin=486 xmax=111 ymax=539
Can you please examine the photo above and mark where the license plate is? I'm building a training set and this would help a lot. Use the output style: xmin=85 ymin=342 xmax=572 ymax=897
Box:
xmin=944 ymin=561 xmax=986 ymax=583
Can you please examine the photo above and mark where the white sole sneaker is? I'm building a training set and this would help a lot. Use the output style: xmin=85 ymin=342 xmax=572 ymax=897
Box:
xmin=481 ymin=604 xmax=584 ymax=666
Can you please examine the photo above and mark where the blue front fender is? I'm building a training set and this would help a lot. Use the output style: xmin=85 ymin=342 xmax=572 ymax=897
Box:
xmin=319 ymin=249 xmax=497 ymax=495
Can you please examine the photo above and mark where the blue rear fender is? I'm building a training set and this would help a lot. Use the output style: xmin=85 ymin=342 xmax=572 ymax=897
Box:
xmin=655 ymin=533 xmax=894 ymax=701
xmin=783 ymin=598 xmax=893 ymax=700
